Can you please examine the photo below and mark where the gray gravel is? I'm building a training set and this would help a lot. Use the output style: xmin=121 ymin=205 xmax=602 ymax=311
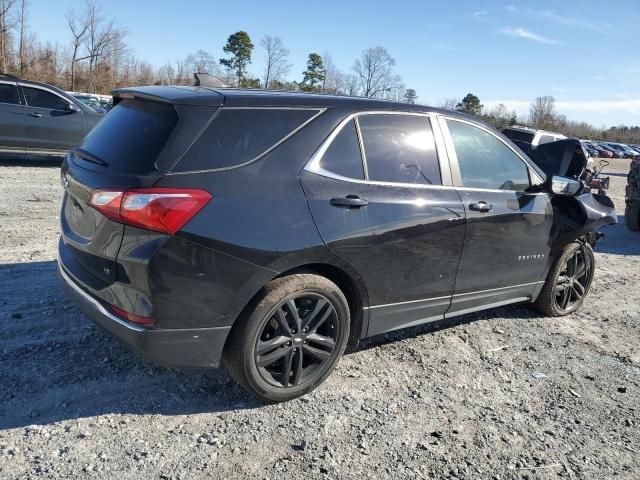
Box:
xmin=0 ymin=158 xmax=638 ymax=479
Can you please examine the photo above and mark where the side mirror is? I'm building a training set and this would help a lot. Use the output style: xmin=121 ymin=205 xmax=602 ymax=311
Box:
xmin=66 ymin=102 xmax=81 ymax=113
xmin=549 ymin=175 xmax=582 ymax=196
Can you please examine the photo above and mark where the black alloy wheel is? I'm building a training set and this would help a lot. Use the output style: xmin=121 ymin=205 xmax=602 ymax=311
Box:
xmin=554 ymin=245 xmax=592 ymax=313
xmin=534 ymin=241 xmax=595 ymax=317
xmin=222 ymin=273 xmax=350 ymax=402
xmin=255 ymin=294 xmax=339 ymax=388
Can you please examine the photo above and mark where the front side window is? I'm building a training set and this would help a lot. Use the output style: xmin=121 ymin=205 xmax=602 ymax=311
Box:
xmin=318 ymin=119 xmax=364 ymax=179
xmin=358 ymin=114 xmax=441 ymax=185
xmin=447 ymin=120 xmax=530 ymax=191
xmin=0 ymin=83 xmax=19 ymax=105
xmin=22 ymin=87 xmax=69 ymax=110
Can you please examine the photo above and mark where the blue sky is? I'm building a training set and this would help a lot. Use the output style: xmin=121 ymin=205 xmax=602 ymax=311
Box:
xmin=28 ymin=0 xmax=640 ymax=126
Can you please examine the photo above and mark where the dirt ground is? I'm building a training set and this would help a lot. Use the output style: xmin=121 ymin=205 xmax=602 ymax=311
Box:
xmin=0 ymin=158 xmax=638 ymax=479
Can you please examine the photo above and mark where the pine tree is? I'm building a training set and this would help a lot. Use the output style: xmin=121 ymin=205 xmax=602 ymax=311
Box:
xmin=455 ymin=93 xmax=483 ymax=117
xmin=301 ymin=53 xmax=326 ymax=91
xmin=219 ymin=31 xmax=254 ymax=87
xmin=403 ymin=88 xmax=417 ymax=104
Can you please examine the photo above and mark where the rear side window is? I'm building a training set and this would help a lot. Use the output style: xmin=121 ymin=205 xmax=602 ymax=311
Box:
xmin=319 ymin=120 xmax=364 ymax=179
xmin=175 ymin=108 xmax=320 ymax=172
xmin=0 ymin=83 xmax=19 ymax=104
xmin=77 ymin=99 xmax=178 ymax=174
xmin=358 ymin=114 xmax=441 ymax=185
xmin=23 ymin=86 xmax=68 ymax=110
xmin=448 ymin=120 xmax=530 ymax=191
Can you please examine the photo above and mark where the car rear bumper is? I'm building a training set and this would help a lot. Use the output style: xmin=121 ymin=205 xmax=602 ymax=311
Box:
xmin=58 ymin=261 xmax=231 ymax=368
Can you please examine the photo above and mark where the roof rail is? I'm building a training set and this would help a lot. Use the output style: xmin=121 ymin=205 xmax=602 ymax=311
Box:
xmin=0 ymin=73 xmax=19 ymax=80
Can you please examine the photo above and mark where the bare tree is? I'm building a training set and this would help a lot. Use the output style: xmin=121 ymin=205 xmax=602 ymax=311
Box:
xmin=439 ymin=98 xmax=460 ymax=110
xmin=260 ymin=35 xmax=290 ymax=88
xmin=352 ymin=46 xmax=402 ymax=98
xmin=322 ymin=52 xmax=346 ymax=94
xmin=529 ymin=96 xmax=556 ymax=129
xmin=0 ymin=0 xmax=18 ymax=73
xmin=66 ymin=5 xmax=89 ymax=90
xmin=16 ymin=0 xmax=25 ymax=74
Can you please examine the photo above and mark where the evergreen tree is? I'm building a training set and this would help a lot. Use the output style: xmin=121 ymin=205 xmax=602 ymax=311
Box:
xmin=403 ymin=88 xmax=417 ymax=104
xmin=219 ymin=31 xmax=254 ymax=87
xmin=301 ymin=53 xmax=326 ymax=91
xmin=455 ymin=93 xmax=483 ymax=117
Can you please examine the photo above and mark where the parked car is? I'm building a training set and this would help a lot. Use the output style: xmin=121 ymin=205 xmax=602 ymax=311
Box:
xmin=601 ymin=142 xmax=637 ymax=160
xmin=598 ymin=143 xmax=625 ymax=158
xmin=0 ymin=74 xmax=104 ymax=159
xmin=73 ymin=94 xmax=108 ymax=114
xmin=502 ymin=126 xmax=566 ymax=146
xmin=583 ymin=141 xmax=613 ymax=158
xmin=58 ymin=86 xmax=616 ymax=401
xmin=580 ymin=141 xmax=599 ymax=158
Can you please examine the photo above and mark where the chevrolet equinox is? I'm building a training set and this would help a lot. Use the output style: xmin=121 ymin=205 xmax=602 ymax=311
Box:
xmin=59 ymin=86 xmax=616 ymax=401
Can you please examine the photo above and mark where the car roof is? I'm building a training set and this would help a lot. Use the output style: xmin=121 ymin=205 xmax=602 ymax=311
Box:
xmin=112 ymin=85 xmax=474 ymax=119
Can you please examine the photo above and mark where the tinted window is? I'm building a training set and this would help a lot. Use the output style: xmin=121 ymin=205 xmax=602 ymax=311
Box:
xmin=0 ymin=83 xmax=19 ymax=104
xmin=358 ymin=114 xmax=441 ymax=185
xmin=448 ymin=120 xmax=530 ymax=191
xmin=319 ymin=120 xmax=364 ymax=179
xmin=538 ymin=135 xmax=555 ymax=145
xmin=23 ymin=87 xmax=68 ymax=110
xmin=77 ymin=99 xmax=178 ymax=174
xmin=176 ymin=108 xmax=319 ymax=172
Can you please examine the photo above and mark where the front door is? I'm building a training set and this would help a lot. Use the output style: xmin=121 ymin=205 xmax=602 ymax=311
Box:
xmin=301 ymin=113 xmax=466 ymax=336
xmin=21 ymin=85 xmax=87 ymax=152
xmin=442 ymin=118 xmax=553 ymax=315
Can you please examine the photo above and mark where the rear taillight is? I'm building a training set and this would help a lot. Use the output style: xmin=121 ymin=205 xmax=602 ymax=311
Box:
xmin=110 ymin=305 xmax=157 ymax=326
xmin=88 ymin=188 xmax=211 ymax=235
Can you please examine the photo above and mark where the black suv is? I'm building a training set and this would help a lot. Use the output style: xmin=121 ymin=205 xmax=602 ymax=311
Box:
xmin=58 ymin=86 xmax=616 ymax=401
xmin=0 ymin=74 xmax=103 ymax=159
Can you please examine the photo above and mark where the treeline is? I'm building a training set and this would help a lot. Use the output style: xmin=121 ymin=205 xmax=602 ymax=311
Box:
xmin=1 ymin=1 xmax=637 ymax=143
xmin=451 ymin=93 xmax=640 ymax=144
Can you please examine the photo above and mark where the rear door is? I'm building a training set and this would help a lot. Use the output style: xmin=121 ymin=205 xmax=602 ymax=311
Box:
xmin=0 ymin=80 xmax=28 ymax=154
xmin=441 ymin=117 xmax=552 ymax=315
xmin=301 ymin=112 xmax=466 ymax=336
xmin=20 ymin=84 xmax=87 ymax=152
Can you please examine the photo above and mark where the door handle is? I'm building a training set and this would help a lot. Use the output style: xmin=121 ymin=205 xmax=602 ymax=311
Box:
xmin=28 ymin=112 xmax=43 ymax=118
xmin=469 ymin=201 xmax=493 ymax=212
xmin=330 ymin=195 xmax=369 ymax=208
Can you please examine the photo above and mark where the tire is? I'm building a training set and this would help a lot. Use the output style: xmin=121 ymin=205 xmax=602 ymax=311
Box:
xmin=534 ymin=241 xmax=595 ymax=317
xmin=625 ymin=205 xmax=640 ymax=231
xmin=222 ymin=273 xmax=350 ymax=402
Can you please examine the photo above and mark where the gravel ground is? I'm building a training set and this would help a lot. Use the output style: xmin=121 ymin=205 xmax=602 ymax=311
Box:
xmin=0 ymin=158 xmax=638 ymax=479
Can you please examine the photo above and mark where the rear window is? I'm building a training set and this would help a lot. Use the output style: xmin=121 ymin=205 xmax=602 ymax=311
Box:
xmin=77 ymin=99 xmax=178 ymax=174
xmin=502 ymin=128 xmax=535 ymax=143
xmin=174 ymin=108 xmax=320 ymax=172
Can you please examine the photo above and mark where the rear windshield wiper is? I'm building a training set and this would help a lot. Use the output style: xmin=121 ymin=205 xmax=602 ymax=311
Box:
xmin=70 ymin=147 xmax=108 ymax=167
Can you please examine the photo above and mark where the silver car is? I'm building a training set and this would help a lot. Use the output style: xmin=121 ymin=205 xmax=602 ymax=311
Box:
xmin=0 ymin=74 xmax=104 ymax=159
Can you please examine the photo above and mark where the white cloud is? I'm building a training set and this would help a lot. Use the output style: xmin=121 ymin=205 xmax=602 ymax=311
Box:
xmin=499 ymin=26 xmax=560 ymax=45
xmin=473 ymin=10 xmax=487 ymax=16
xmin=531 ymin=9 xmax=612 ymax=34
xmin=505 ymin=5 xmax=518 ymax=12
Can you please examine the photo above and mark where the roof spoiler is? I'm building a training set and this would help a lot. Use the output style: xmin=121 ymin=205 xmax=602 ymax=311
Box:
xmin=193 ymin=72 xmax=229 ymax=88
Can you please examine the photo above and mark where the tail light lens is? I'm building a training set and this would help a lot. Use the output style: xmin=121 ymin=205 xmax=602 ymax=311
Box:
xmin=88 ymin=188 xmax=211 ymax=235
xmin=110 ymin=304 xmax=157 ymax=326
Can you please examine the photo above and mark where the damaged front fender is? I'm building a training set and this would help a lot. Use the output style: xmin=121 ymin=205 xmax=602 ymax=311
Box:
xmin=550 ymin=192 xmax=617 ymax=253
